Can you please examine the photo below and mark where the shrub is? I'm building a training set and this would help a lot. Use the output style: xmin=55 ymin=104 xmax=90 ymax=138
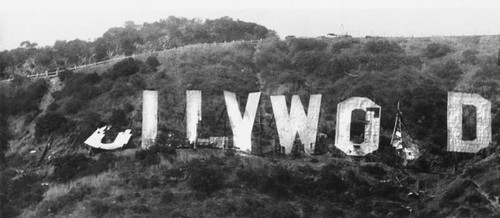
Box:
xmin=61 ymin=73 xmax=101 ymax=97
xmin=103 ymin=58 xmax=140 ymax=80
xmin=360 ymin=164 xmax=387 ymax=179
xmin=9 ymin=79 xmax=49 ymax=114
xmin=61 ymin=97 xmax=85 ymax=114
xmin=109 ymin=82 xmax=133 ymax=99
xmin=462 ymin=49 xmax=478 ymax=64
xmin=89 ymin=152 xmax=116 ymax=175
xmin=0 ymin=116 xmax=10 ymax=164
xmin=107 ymin=109 xmax=128 ymax=129
xmin=129 ymin=74 xmax=147 ymax=90
xmin=135 ymin=149 xmax=160 ymax=166
xmin=57 ymin=69 xmax=73 ymax=82
xmin=364 ymin=40 xmax=402 ymax=54
xmin=90 ymin=199 xmax=110 ymax=217
xmin=134 ymin=145 xmax=176 ymax=166
xmin=51 ymin=153 xmax=91 ymax=182
xmin=187 ymin=158 xmax=225 ymax=194
xmin=424 ymin=43 xmax=452 ymax=58
xmin=38 ymin=185 xmax=91 ymax=216
xmin=330 ymin=38 xmax=359 ymax=53
xmin=46 ymin=102 xmax=59 ymax=112
xmin=317 ymin=163 xmax=348 ymax=191
xmin=35 ymin=112 xmax=67 ymax=140
xmin=0 ymin=172 xmax=45 ymax=217
xmin=427 ymin=60 xmax=463 ymax=88
xmin=130 ymin=204 xmax=151 ymax=214
xmin=288 ymin=38 xmax=327 ymax=53
xmin=146 ymin=55 xmax=161 ymax=70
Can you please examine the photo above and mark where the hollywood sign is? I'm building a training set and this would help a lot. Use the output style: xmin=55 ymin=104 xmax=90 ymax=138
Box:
xmin=87 ymin=90 xmax=492 ymax=156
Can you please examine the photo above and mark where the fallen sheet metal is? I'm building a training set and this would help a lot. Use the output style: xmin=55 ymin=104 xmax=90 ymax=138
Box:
xmin=186 ymin=90 xmax=202 ymax=144
xmin=141 ymin=90 xmax=158 ymax=149
xmin=209 ymin=136 xmax=229 ymax=149
xmin=335 ymin=97 xmax=381 ymax=156
xmin=224 ymin=91 xmax=261 ymax=153
xmin=85 ymin=126 xmax=132 ymax=150
xmin=447 ymin=92 xmax=491 ymax=153
xmin=270 ymin=94 xmax=322 ymax=154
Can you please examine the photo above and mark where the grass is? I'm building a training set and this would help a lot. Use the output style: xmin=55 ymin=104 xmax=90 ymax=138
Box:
xmin=43 ymin=170 xmax=120 ymax=202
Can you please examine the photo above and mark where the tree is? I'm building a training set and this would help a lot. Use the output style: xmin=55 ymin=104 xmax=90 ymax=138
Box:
xmin=93 ymin=38 xmax=111 ymax=62
xmin=54 ymin=39 xmax=91 ymax=66
xmin=0 ymin=51 xmax=13 ymax=75
xmin=19 ymin=41 xmax=38 ymax=49
xmin=424 ymin=43 xmax=452 ymax=59
xmin=34 ymin=47 xmax=55 ymax=67
xmin=0 ymin=115 xmax=9 ymax=164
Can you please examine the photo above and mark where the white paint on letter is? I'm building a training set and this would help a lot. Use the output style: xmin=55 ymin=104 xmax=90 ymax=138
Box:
xmin=142 ymin=90 xmax=158 ymax=149
xmin=85 ymin=126 xmax=132 ymax=150
xmin=447 ymin=92 xmax=491 ymax=153
xmin=335 ymin=97 xmax=381 ymax=156
xmin=224 ymin=91 xmax=261 ymax=153
xmin=270 ymin=94 xmax=322 ymax=154
xmin=186 ymin=90 xmax=202 ymax=144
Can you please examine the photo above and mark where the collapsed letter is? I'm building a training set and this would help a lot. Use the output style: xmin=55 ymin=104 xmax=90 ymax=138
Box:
xmin=186 ymin=90 xmax=202 ymax=144
xmin=270 ymin=94 xmax=322 ymax=154
xmin=142 ymin=90 xmax=158 ymax=149
xmin=447 ymin=92 xmax=491 ymax=153
xmin=85 ymin=126 xmax=132 ymax=150
xmin=224 ymin=91 xmax=261 ymax=152
xmin=335 ymin=97 xmax=381 ymax=156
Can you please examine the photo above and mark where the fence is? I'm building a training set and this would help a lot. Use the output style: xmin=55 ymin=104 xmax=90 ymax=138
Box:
xmin=15 ymin=39 xmax=263 ymax=81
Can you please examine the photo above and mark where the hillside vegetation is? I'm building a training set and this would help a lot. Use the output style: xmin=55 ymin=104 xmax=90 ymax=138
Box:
xmin=1 ymin=17 xmax=500 ymax=217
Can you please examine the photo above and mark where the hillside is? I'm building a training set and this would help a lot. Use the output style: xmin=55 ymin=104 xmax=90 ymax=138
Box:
xmin=2 ymin=17 xmax=500 ymax=217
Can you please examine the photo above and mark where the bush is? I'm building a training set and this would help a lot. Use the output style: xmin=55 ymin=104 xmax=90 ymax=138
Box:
xmin=103 ymin=58 xmax=141 ymax=80
xmin=46 ymin=102 xmax=59 ymax=112
xmin=0 ymin=116 xmax=10 ymax=165
xmin=360 ymin=164 xmax=387 ymax=179
xmin=427 ymin=60 xmax=463 ymax=88
xmin=51 ymin=153 xmax=91 ymax=182
xmin=424 ymin=43 xmax=452 ymax=58
xmin=462 ymin=49 xmax=478 ymax=64
xmin=330 ymin=38 xmax=359 ymax=53
xmin=9 ymin=79 xmax=49 ymax=114
xmin=0 ymin=172 xmax=45 ymax=217
xmin=134 ymin=145 xmax=176 ymax=166
xmin=57 ymin=69 xmax=73 ymax=82
xmin=37 ymin=185 xmax=91 ymax=216
xmin=364 ymin=40 xmax=402 ymax=54
xmin=90 ymin=199 xmax=110 ymax=217
xmin=61 ymin=72 xmax=101 ymax=97
xmin=107 ymin=109 xmax=128 ymax=129
xmin=146 ymin=55 xmax=160 ymax=70
xmin=61 ymin=97 xmax=85 ymax=114
xmin=288 ymin=38 xmax=327 ymax=53
xmin=109 ymin=82 xmax=133 ymax=99
xmin=187 ymin=158 xmax=225 ymax=194
xmin=35 ymin=112 xmax=67 ymax=140
xmin=129 ymin=74 xmax=146 ymax=90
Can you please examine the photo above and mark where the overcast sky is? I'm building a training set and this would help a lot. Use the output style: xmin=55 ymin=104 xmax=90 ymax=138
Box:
xmin=1 ymin=0 xmax=499 ymax=50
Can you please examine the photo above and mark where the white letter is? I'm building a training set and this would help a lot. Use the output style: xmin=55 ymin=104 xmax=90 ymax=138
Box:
xmin=224 ymin=91 xmax=261 ymax=152
xmin=271 ymin=95 xmax=322 ymax=154
xmin=186 ymin=90 xmax=202 ymax=144
xmin=142 ymin=90 xmax=158 ymax=149
xmin=335 ymin=97 xmax=381 ymax=156
xmin=85 ymin=126 xmax=132 ymax=150
xmin=447 ymin=92 xmax=491 ymax=153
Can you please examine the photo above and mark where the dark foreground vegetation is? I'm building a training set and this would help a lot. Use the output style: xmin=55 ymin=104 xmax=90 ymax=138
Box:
xmin=1 ymin=16 xmax=500 ymax=217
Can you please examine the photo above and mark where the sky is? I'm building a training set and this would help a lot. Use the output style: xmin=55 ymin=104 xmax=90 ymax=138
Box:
xmin=0 ymin=0 xmax=499 ymax=50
